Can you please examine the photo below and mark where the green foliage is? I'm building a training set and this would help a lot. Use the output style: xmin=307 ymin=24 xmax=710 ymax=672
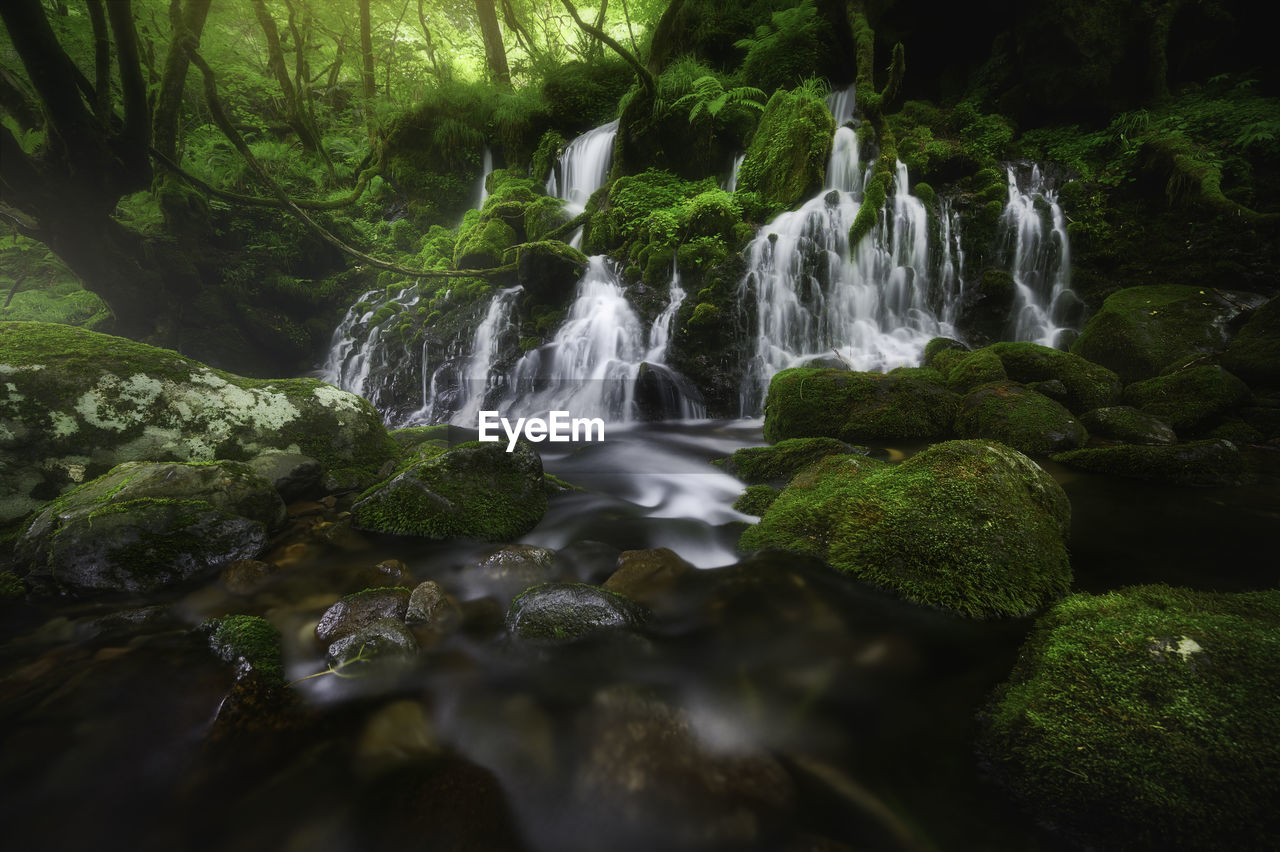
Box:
xmin=202 ymin=614 xmax=285 ymax=685
xmin=736 ymin=82 xmax=833 ymax=212
xmin=734 ymin=0 xmax=834 ymax=93
xmin=673 ymin=76 xmax=766 ymax=124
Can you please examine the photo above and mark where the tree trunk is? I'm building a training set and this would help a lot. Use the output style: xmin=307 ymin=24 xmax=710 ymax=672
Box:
xmin=250 ymin=0 xmax=324 ymax=153
xmin=153 ymin=0 xmax=213 ymax=160
xmin=474 ymin=0 xmax=510 ymax=85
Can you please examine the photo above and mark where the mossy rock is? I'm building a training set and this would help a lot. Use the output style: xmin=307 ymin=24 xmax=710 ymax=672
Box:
xmin=955 ymin=382 xmax=1088 ymax=455
xmin=979 ymin=586 xmax=1280 ymax=851
xmin=1079 ymin=406 xmax=1177 ymax=445
xmin=944 ymin=349 xmax=1007 ymax=394
xmin=1050 ymin=439 xmax=1246 ymax=487
xmin=1221 ymin=296 xmax=1280 ymax=389
xmin=454 ymin=218 xmax=518 ymax=270
xmin=714 ymin=437 xmax=866 ymax=485
xmin=740 ymin=440 xmax=1072 ymax=619
xmin=0 ymin=322 xmax=395 ymax=524
xmin=1071 ymin=286 xmax=1264 ymax=385
xmin=1122 ymin=365 xmax=1250 ymax=433
xmin=986 ymin=341 xmax=1121 ymax=413
xmin=922 ymin=337 xmax=969 ymax=367
xmin=15 ymin=460 xmax=283 ymax=596
xmin=506 ymin=582 xmax=650 ymax=643
xmin=733 ymin=484 xmax=781 ymax=516
xmin=352 ymin=441 xmax=547 ymax=541
xmin=762 ymin=368 xmax=958 ymax=444
xmin=736 ymin=86 xmax=834 ymax=211
xmin=516 ymin=241 xmax=589 ymax=309
xmin=201 ymin=614 xmax=285 ymax=685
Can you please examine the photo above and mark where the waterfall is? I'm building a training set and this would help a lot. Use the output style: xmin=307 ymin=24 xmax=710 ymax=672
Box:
xmin=646 ymin=262 xmax=686 ymax=362
xmin=1000 ymin=163 xmax=1077 ymax=347
xmin=737 ymin=90 xmax=963 ymax=414
xmin=825 ymin=82 xmax=858 ymax=127
xmin=473 ymin=146 xmax=494 ymax=210
xmin=320 ymin=284 xmax=428 ymax=423
xmin=724 ymin=153 xmax=745 ymax=193
xmin=546 ymin=120 xmax=619 ymax=216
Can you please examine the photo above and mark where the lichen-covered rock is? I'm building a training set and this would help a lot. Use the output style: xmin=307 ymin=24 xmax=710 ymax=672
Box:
xmin=762 ymin=368 xmax=958 ymax=443
xmin=15 ymin=460 xmax=284 ymax=596
xmin=736 ymin=86 xmax=834 ymax=211
xmin=1050 ymin=439 xmax=1245 ymax=487
xmin=954 ymin=382 xmax=1088 ymax=455
xmin=506 ymin=582 xmax=650 ymax=643
xmin=986 ymin=341 xmax=1121 ymax=413
xmin=352 ymin=441 xmax=547 ymax=541
xmin=979 ymin=586 xmax=1280 ymax=851
xmin=1221 ymin=296 xmax=1280 ymax=388
xmin=327 ymin=617 xmax=419 ymax=667
xmin=201 ymin=614 xmax=285 ymax=685
xmin=315 ymin=587 xmax=413 ymax=645
xmin=1079 ymin=406 xmax=1177 ymax=445
xmin=1122 ymin=365 xmax=1250 ymax=432
xmin=0 ymin=322 xmax=395 ymax=524
xmin=1071 ymin=286 xmax=1266 ymax=384
xmin=714 ymin=437 xmax=865 ymax=485
xmin=740 ymin=441 xmax=1072 ymax=619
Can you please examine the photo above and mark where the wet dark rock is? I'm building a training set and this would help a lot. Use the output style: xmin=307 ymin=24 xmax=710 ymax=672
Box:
xmin=357 ymin=558 xmax=408 ymax=588
xmin=315 ymin=587 xmax=412 ymax=645
xmin=465 ymin=544 xmax=559 ymax=600
xmin=220 ymin=559 xmax=278 ymax=595
xmin=406 ymin=580 xmax=461 ymax=628
xmin=16 ymin=460 xmax=283 ymax=596
xmin=517 ymin=239 xmax=589 ymax=308
xmin=634 ymin=362 xmax=704 ymax=421
xmin=1051 ymin=439 xmax=1246 ymax=487
xmin=954 ymin=381 xmax=1088 ymax=455
xmin=201 ymin=614 xmax=285 ymax=685
xmin=506 ymin=583 xmax=650 ymax=643
xmin=1222 ymin=295 xmax=1280 ymax=388
xmin=571 ymin=686 xmax=796 ymax=850
xmin=603 ymin=548 xmax=696 ymax=608
xmin=1080 ymin=406 xmax=1177 ymax=445
xmin=327 ymin=617 xmax=419 ymax=667
xmin=248 ymin=452 xmax=323 ymax=502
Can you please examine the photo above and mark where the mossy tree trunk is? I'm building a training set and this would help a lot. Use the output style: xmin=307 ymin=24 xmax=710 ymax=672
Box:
xmin=475 ymin=0 xmax=511 ymax=85
xmin=845 ymin=1 xmax=906 ymax=248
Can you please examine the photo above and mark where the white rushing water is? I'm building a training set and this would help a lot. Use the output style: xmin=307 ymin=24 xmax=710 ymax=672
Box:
xmin=723 ymin=153 xmax=745 ymax=193
xmin=1000 ymin=163 xmax=1077 ymax=347
xmin=546 ymin=119 xmax=619 ymax=217
xmin=473 ymin=145 xmax=494 ymax=211
xmin=737 ymin=86 xmax=964 ymax=413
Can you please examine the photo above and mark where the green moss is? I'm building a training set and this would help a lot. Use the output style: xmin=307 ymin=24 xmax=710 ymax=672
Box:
xmin=954 ymin=382 xmax=1088 ymax=455
xmin=531 ymin=130 xmax=567 ymax=184
xmin=1071 ymin=286 xmax=1249 ymax=384
xmin=1051 ymin=439 xmax=1246 ymax=487
xmin=733 ymin=484 xmax=780 ymax=516
xmin=980 ymin=586 xmax=1280 ymax=851
xmin=737 ymin=85 xmax=833 ymax=211
xmin=201 ymin=614 xmax=285 ymax=685
xmin=848 ymin=174 xmax=885 ymax=247
xmin=986 ymin=341 xmax=1122 ymax=413
xmin=944 ymin=349 xmax=1007 ymax=394
xmin=923 ymin=337 xmax=969 ymax=368
xmin=0 ymin=570 xmax=25 ymax=601
xmin=453 ymin=218 xmax=518 ymax=270
xmin=762 ymin=368 xmax=957 ymax=443
xmin=1079 ymin=406 xmax=1177 ymax=445
xmin=715 ymin=437 xmax=863 ymax=485
xmin=1123 ymin=365 xmax=1250 ymax=433
xmin=741 ymin=440 xmax=1072 ymax=619
xmin=1222 ymin=296 xmax=1280 ymax=388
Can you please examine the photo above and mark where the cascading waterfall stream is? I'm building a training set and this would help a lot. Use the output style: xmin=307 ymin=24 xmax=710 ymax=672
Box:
xmin=473 ymin=146 xmax=494 ymax=210
xmin=547 ymin=119 xmax=619 ymax=248
xmin=738 ymin=86 xmax=963 ymax=413
xmin=1001 ymin=163 xmax=1077 ymax=347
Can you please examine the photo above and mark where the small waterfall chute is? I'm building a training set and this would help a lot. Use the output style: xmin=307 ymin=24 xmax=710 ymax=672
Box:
xmin=1000 ymin=163 xmax=1078 ymax=347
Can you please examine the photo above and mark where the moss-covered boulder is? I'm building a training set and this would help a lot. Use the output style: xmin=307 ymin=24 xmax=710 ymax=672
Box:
xmin=943 ymin=349 xmax=1007 ymax=394
xmin=979 ymin=586 xmax=1280 ymax=851
xmin=736 ymin=86 xmax=834 ymax=211
xmin=515 ymin=240 xmax=589 ymax=308
xmin=1050 ymin=439 xmax=1246 ymax=487
xmin=0 ymin=322 xmax=395 ymax=524
xmin=762 ymin=368 xmax=958 ymax=444
xmin=1072 ymin=286 xmax=1265 ymax=384
xmin=985 ymin=341 xmax=1121 ymax=413
xmin=714 ymin=437 xmax=865 ymax=485
xmin=202 ymin=614 xmax=285 ymax=685
xmin=740 ymin=441 xmax=1072 ymax=618
xmin=954 ymin=382 xmax=1088 ymax=455
xmin=1079 ymin=406 xmax=1177 ymax=445
xmin=505 ymin=582 xmax=650 ymax=643
xmin=1122 ymin=365 xmax=1250 ymax=432
xmin=352 ymin=441 xmax=546 ymax=541
xmin=15 ymin=460 xmax=284 ymax=596
xmin=453 ymin=218 xmax=518 ymax=270
xmin=1221 ymin=296 xmax=1280 ymax=388
xmin=733 ymin=484 xmax=781 ymax=516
